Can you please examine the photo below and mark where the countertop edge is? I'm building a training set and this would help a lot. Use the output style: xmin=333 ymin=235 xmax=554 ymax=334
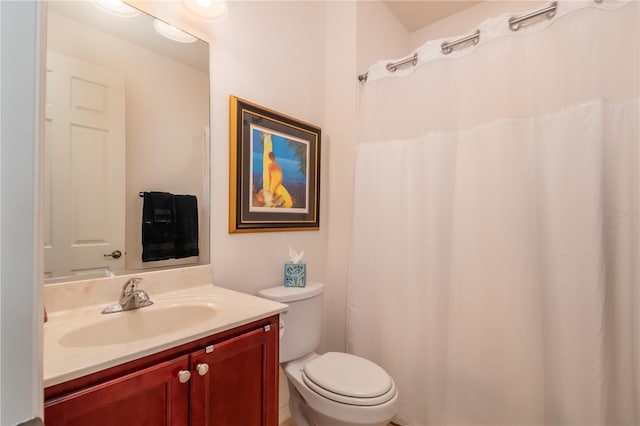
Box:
xmin=44 ymin=285 xmax=288 ymax=388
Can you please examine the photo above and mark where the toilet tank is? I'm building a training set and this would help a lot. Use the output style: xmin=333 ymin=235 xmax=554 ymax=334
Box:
xmin=258 ymin=282 xmax=324 ymax=363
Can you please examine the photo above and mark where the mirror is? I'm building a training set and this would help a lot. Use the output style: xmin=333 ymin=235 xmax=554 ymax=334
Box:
xmin=44 ymin=2 xmax=210 ymax=282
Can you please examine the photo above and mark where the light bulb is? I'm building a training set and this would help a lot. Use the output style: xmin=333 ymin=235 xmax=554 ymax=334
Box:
xmin=92 ymin=0 xmax=141 ymax=18
xmin=153 ymin=19 xmax=197 ymax=44
xmin=182 ymin=0 xmax=228 ymax=21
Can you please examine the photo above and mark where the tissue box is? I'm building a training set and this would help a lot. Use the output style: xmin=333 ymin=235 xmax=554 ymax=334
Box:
xmin=284 ymin=262 xmax=306 ymax=287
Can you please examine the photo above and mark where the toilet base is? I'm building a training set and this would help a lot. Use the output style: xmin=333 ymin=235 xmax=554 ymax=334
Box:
xmin=288 ymin=383 xmax=314 ymax=426
xmin=287 ymin=378 xmax=394 ymax=426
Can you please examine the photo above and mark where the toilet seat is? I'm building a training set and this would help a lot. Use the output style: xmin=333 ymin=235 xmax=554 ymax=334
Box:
xmin=302 ymin=352 xmax=396 ymax=406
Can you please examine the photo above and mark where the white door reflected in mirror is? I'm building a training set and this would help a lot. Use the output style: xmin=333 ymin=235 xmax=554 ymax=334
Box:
xmin=44 ymin=52 xmax=125 ymax=279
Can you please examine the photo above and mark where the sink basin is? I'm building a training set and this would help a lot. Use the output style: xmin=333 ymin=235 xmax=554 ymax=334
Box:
xmin=59 ymin=304 xmax=217 ymax=347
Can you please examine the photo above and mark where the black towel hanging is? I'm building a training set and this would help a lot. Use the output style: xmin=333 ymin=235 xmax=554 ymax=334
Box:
xmin=142 ymin=191 xmax=176 ymax=262
xmin=141 ymin=191 xmax=199 ymax=262
xmin=174 ymin=195 xmax=199 ymax=259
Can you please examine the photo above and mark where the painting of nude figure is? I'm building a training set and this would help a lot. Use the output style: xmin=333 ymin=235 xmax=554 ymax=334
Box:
xmin=229 ymin=96 xmax=320 ymax=233
xmin=250 ymin=127 xmax=309 ymax=213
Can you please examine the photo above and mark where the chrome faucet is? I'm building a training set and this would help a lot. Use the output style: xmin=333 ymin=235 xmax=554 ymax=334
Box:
xmin=102 ymin=277 xmax=154 ymax=314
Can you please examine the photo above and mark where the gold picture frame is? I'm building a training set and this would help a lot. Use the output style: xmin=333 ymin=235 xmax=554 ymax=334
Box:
xmin=229 ymin=96 xmax=321 ymax=233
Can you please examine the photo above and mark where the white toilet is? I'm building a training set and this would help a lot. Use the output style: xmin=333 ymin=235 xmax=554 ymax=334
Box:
xmin=258 ymin=282 xmax=398 ymax=426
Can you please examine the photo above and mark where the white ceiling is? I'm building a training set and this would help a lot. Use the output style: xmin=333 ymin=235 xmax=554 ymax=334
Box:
xmin=382 ymin=0 xmax=482 ymax=32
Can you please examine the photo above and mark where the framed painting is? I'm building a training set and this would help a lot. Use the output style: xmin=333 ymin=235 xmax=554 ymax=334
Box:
xmin=229 ymin=96 xmax=321 ymax=233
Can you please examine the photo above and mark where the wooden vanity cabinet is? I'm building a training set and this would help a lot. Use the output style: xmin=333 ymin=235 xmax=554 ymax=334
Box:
xmin=45 ymin=355 xmax=190 ymax=425
xmin=44 ymin=315 xmax=279 ymax=426
xmin=190 ymin=325 xmax=276 ymax=425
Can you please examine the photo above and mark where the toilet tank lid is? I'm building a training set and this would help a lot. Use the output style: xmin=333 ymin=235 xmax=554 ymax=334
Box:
xmin=258 ymin=282 xmax=324 ymax=303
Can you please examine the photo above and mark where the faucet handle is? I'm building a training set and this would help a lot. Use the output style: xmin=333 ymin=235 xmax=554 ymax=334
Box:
xmin=120 ymin=277 xmax=143 ymax=304
xmin=122 ymin=277 xmax=143 ymax=291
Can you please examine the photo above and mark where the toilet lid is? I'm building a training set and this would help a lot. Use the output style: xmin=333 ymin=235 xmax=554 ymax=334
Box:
xmin=302 ymin=352 xmax=394 ymax=404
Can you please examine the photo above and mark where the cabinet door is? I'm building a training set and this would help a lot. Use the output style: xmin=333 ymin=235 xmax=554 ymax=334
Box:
xmin=189 ymin=325 xmax=278 ymax=426
xmin=45 ymin=355 xmax=190 ymax=426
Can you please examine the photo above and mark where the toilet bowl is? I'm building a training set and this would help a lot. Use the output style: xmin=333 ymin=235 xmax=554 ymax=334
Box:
xmin=258 ymin=282 xmax=398 ymax=426
xmin=285 ymin=352 xmax=398 ymax=426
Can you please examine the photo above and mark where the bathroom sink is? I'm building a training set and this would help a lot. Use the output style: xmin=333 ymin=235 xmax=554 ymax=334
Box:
xmin=59 ymin=304 xmax=217 ymax=347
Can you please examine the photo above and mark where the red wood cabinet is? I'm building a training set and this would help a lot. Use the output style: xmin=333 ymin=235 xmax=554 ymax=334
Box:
xmin=190 ymin=326 xmax=277 ymax=426
xmin=45 ymin=355 xmax=190 ymax=426
xmin=44 ymin=316 xmax=279 ymax=426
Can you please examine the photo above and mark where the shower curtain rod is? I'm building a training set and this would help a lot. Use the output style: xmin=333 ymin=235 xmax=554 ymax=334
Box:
xmin=357 ymin=1 xmax=559 ymax=82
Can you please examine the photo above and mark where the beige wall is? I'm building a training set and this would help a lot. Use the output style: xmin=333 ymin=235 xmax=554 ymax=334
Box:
xmin=131 ymin=0 xmax=410 ymax=358
xmin=133 ymin=3 xmax=346 ymax=422
xmin=47 ymin=12 xmax=210 ymax=273
xmin=322 ymin=0 xmax=358 ymax=355
xmin=357 ymin=1 xmax=409 ymax=75
xmin=208 ymin=0 xmax=329 ymax=305
xmin=138 ymin=0 xmax=329 ymax=299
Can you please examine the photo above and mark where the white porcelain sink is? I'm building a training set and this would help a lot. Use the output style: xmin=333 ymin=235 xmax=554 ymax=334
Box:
xmin=59 ymin=304 xmax=217 ymax=347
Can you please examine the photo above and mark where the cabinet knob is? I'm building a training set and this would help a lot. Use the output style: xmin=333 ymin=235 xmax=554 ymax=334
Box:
xmin=196 ymin=363 xmax=209 ymax=376
xmin=177 ymin=370 xmax=191 ymax=383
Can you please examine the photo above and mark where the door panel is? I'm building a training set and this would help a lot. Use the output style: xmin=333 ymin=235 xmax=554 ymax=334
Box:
xmin=44 ymin=51 xmax=125 ymax=278
xmin=44 ymin=356 xmax=189 ymax=426
xmin=190 ymin=327 xmax=277 ymax=426
xmin=70 ymin=125 xmax=110 ymax=243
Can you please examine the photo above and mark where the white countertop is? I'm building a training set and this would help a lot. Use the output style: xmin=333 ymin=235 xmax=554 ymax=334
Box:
xmin=44 ymin=285 xmax=287 ymax=388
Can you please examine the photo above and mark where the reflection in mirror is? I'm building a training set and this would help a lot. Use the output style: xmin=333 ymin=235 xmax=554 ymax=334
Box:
xmin=44 ymin=2 xmax=210 ymax=282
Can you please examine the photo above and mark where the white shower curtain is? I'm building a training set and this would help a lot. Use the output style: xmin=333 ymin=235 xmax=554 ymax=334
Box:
xmin=348 ymin=2 xmax=639 ymax=425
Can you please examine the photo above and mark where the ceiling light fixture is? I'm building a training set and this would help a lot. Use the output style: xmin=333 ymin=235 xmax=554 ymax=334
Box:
xmin=92 ymin=0 xmax=141 ymax=18
xmin=152 ymin=19 xmax=198 ymax=44
xmin=182 ymin=0 xmax=228 ymax=21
